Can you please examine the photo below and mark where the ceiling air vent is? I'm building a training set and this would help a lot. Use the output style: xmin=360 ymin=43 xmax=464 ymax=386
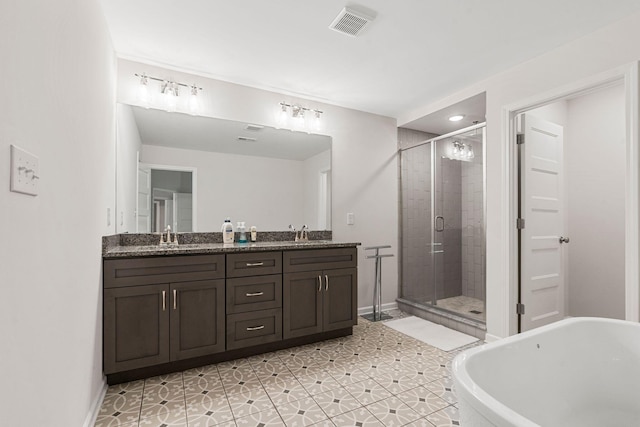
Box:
xmin=245 ymin=124 xmax=264 ymax=131
xmin=237 ymin=136 xmax=257 ymax=142
xmin=329 ymin=7 xmax=375 ymax=37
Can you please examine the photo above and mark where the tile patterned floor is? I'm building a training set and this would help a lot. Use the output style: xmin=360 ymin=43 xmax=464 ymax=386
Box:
xmin=95 ymin=310 xmax=478 ymax=427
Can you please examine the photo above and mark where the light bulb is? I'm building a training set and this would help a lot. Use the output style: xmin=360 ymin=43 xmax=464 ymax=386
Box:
xmin=189 ymin=85 xmax=199 ymax=115
xmin=138 ymin=74 xmax=149 ymax=106
xmin=276 ymin=103 xmax=288 ymax=127
xmin=467 ymin=145 xmax=475 ymax=159
xmin=453 ymin=143 xmax=459 ymax=156
xmin=312 ymin=111 xmax=321 ymax=132
xmin=163 ymin=81 xmax=177 ymax=112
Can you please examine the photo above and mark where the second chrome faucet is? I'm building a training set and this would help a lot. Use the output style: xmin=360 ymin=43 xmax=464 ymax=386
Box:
xmin=289 ymin=224 xmax=309 ymax=242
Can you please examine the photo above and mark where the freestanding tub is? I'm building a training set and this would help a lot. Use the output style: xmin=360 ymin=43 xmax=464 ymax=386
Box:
xmin=452 ymin=317 xmax=640 ymax=426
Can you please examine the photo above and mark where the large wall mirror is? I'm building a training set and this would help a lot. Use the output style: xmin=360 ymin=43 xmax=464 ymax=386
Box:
xmin=116 ymin=104 xmax=332 ymax=233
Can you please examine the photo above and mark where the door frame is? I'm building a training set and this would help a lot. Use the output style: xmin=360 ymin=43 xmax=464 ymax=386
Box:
xmin=140 ymin=163 xmax=198 ymax=232
xmin=502 ymin=62 xmax=640 ymax=336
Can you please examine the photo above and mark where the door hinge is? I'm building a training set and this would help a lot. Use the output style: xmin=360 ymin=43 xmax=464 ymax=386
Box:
xmin=516 ymin=218 xmax=525 ymax=229
xmin=517 ymin=134 xmax=525 ymax=144
xmin=516 ymin=303 xmax=525 ymax=315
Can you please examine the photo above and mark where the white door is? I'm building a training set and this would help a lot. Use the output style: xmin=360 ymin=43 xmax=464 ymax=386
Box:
xmin=136 ymin=166 xmax=151 ymax=233
xmin=520 ymin=113 xmax=566 ymax=332
xmin=173 ymin=193 xmax=193 ymax=232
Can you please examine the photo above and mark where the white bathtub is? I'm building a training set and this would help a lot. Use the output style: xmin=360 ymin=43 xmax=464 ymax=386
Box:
xmin=452 ymin=317 xmax=640 ymax=426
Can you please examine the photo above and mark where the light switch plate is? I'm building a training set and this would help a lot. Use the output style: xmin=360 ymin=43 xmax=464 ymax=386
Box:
xmin=10 ymin=144 xmax=39 ymax=196
xmin=347 ymin=212 xmax=355 ymax=225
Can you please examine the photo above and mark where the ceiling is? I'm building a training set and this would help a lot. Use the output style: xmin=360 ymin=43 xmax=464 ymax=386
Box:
xmin=100 ymin=1 xmax=640 ymax=122
xmin=131 ymin=106 xmax=331 ymax=161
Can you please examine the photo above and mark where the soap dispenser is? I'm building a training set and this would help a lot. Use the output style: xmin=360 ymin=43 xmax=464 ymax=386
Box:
xmin=221 ymin=218 xmax=234 ymax=244
xmin=237 ymin=221 xmax=248 ymax=244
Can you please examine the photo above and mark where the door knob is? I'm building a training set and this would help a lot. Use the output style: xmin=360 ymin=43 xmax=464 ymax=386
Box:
xmin=559 ymin=236 xmax=570 ymax=244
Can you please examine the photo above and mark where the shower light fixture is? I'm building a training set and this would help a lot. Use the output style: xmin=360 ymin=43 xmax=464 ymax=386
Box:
xmin=135 ymin=73 xmax=203 ymax=114
xmin=451 ymin=141 xmax=474 ymax=161
xmin=449 ymin=114 xmax=464 ymax=122
xmin=277 ymin=102 xmax=324 ymax=133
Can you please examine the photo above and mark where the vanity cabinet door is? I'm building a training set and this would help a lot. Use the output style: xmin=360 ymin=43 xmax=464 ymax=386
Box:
xmin=283 ymin=271 xmax=323 ymax=339
xmin=104 ymin=284 xmax=170 ymax=374
xmin=323 ymin=268 xmax=358 ymax=332
xmin=170 ymin=280 xmax=225 ymax=361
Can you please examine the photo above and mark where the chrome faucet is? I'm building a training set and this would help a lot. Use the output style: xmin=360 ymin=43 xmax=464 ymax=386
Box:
xmin=159 ymin=225 xmax=179 ymax=246
xmin=299 ymin=224 xmax=309 ymax=242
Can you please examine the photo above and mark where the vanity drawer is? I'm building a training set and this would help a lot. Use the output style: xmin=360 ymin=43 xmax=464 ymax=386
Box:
xmin=226 ymin=309 xmax=282 ymax=350
xmin=226 ymin=251 xmax=282 ymax=278
xmin=283 ymin=248 xmax=357 ymax=273
xmin=104 ymin=255 xmax=225 ymax=288
xmin=227 ymin=274 xmax=282 ymax=314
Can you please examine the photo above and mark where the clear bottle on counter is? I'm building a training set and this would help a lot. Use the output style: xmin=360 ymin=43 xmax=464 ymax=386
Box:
xmin=237 ymin=221 xmax=247 ymax=244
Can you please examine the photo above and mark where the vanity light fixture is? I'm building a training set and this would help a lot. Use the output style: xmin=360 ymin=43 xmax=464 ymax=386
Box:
xmin=450 ymin=140 xmax=475 ymax=161
xmin=277 ymin=102 xmax=324 ymax=132
xmin=135 ymin=73 xmax=203 ymax=113
xmin=449 ymin=114 xmax=465 ymax=122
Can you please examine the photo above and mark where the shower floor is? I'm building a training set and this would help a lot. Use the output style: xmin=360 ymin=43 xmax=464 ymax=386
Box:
xmin=435 ymin=295 xmax=485 ymax=322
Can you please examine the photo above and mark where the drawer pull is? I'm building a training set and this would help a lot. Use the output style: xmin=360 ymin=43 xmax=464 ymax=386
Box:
xmin=173 ymin=289 xmax=177 ymax=310
xmin=246 ymin=325 xmax=265 ymax=331
xmin=318 ymin=275 xmax=322 ymax=292
xmin=246 ymin=262 xmax=265 ymax=267
xmin=162 ymin=290 xmax=166 ymax=311
xmin=325 ymin=275 xmax=329 ymax=291
xmin=246 ymin=291 xmax=264 ymax=297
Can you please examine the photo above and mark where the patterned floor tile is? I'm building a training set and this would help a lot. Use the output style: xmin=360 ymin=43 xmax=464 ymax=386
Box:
xmin=425 ymin=405 xmax=460 ymax=427
xmin=142 ymin=380 xmax=185 ymax=404
xmin=95 ymin=386 xmax=143 ymax=427
xmin=183 ymin=364 xmax=219 ymax=379
xmin=216 ymin=359 xmax=252 ymax=372
xmin=312 ymin=386 xmax=361 ymax=417
xmin=424 ymin=377 xmax=457 ymax=405
xmin=276 ymin=396 xmax=328 ymax=426
xmin=94 ymin=415 xmax=139 ymax=427
xmin=328 ymin=367 xmax=371 ymax=387
xmin=374 ymin=371 xmax=422 ymax=394
xmin=263 ymin=377 xmax=311 ymax=406
xmin=184 ymin=373 xmax=226 ymax=399
xmin=222 ymin=376 xmax=264 ymax=397
xmin=188 ymin=418 xmax=237 ymax=427
xmin=396 ymin=386 xmax=449 ymax=416
xmin=330 ymin=407 xmax=384 ymax=427
xmin=343 ymin=379 xmax=392 ymax=406
xmin=234 ymin=408 xmax=284 ymax=426
xmin=185 ymin=392 xmax=234 ymax=425
xmin=298 ymin=373 xmax=342 ymax=396
xmin=366 ymin=395 xmax=421 ymax=426
xmin=403 ymin=418 xmax=436 ymax=427
xmin=139 ymin=398 xmax=188 ymax=426
xmin=227 ymin=386 xmax=275 ymax=418
xmin=144 ymin=372 xmax=184 ymax=387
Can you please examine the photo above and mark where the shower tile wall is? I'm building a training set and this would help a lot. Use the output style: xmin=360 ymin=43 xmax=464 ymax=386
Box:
xmin=461 ymin=140 xmax=485 ymax=301
xmin=437 ymin=156 xmax=462 ymax=300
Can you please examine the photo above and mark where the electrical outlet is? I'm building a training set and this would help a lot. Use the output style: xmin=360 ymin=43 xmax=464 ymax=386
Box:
xmin=10 ymin=145 xmax=39 ymax=196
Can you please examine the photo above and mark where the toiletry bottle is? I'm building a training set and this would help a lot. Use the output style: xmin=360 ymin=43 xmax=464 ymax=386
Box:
xmin=222 ymin=218 xmax=234 ymax=244
xmin=237 ymin=221 xmax=247 ymax=244
xmin=250 ymin=225 xmax=257 ymax=242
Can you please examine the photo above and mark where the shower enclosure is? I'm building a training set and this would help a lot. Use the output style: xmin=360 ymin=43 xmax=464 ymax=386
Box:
xmin=398 ymin=123 xmax=486 ymax=325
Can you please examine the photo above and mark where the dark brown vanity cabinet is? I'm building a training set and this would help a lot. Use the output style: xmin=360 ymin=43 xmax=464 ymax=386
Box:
xmin=103 ymin=255 xmax=225 ymax=374
xmin=226 ymin=252 xmax=283 ymax=350
xmin=283 ymin=248 xmax=358 ymax=339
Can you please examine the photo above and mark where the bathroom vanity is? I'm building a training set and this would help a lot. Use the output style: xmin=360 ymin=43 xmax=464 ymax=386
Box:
xmin=102 ymin=236 xmax=358 ymax=384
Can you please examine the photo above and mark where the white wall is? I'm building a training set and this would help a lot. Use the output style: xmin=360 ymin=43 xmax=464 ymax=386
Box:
xmin=117 ymin=59 xmax=398 ymax=310
xmin=141 ymin=144 xmax=306 ymax=231
xmin=565 ymin=83 xmax=626 ymax=318
xmin=0 ymin=1 xmax=115 ymax=426
xmin=116 ymin=104 xmax=142 ymax=233
xmin=400 ymin=10 xmax=640 ymax=339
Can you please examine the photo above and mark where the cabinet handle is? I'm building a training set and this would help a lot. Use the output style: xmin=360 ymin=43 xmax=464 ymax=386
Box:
xmin=162 ymin=290 xmax=166 ymax=311
xmin=246 ymin=325 xmax=265 ymax=331
xmin=173 ymin=289 xmax=177 ymax=310
xmin=318 ymin=275 xmax=322 ymax=292
xmin=325 ymin=275 xmax=329 ymax=291
xmin=246 ymin=262 xmax=264 ymax=267
xmin=246 ymin=291 xmax=264 ymax=297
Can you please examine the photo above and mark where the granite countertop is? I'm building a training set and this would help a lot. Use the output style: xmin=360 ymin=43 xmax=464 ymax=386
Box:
xmin=103 ymin=240 xmax=360 ymax=259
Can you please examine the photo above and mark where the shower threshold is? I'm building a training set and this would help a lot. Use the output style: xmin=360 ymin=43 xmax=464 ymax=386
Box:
xmin=397 ymin=297 xmax=486 ymax=330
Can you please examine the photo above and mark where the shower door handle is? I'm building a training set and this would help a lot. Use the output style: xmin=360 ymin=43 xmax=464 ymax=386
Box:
xmin=435 ymin=216 xmax=445 ymax=232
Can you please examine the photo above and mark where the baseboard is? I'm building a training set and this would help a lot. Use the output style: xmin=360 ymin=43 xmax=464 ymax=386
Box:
xmin=484 ymin=333 xmax=503 ymax=343
xmin=358 ymin=301 xmax=398 ymax=316
xmin=83 ymin=377 xmax=108 ymax=427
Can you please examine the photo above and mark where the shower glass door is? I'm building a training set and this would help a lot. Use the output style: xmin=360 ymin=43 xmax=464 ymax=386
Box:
xmin=400 ymin=124 xmax=486 ymax=323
